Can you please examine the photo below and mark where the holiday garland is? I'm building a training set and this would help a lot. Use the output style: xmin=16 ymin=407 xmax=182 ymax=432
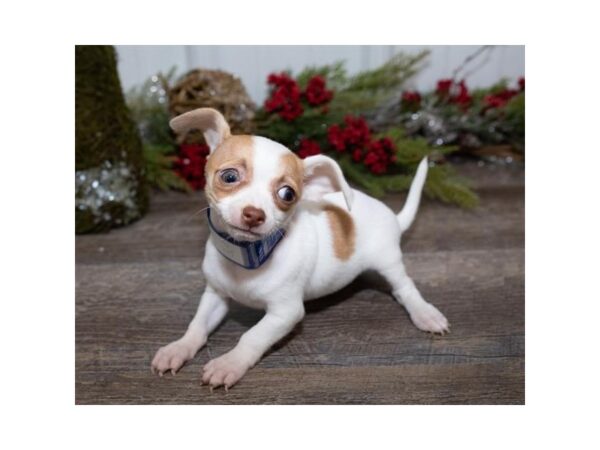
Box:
xmin=376 ymin=76 xmax=525 ymax=157
xmin=125 ymin=52 xmax=523 ymax=209
xmin=254 ymin=53 xmax=479 ymax=208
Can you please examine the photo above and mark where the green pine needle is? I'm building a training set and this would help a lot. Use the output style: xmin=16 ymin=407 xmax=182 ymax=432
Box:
xmin=142 ymin=144 xmax=192 ymax=192
xmin=425 ymin=165 xmax=479 ymax=209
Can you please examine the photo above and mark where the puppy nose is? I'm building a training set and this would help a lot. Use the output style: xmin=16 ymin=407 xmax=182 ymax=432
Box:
xmin=241 ymin=206 xmax=266 ymax=228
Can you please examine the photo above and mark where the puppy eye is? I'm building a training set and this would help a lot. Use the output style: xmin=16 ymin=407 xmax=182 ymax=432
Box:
xmin=220 ymin=169 xmax=240 ymax=184
xmin=277 ymin=186 xmax=296 ymax=203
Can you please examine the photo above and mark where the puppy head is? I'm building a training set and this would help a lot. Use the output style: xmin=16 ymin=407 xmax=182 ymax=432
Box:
xmin=170 ymin=108 xmax=353 ymax=241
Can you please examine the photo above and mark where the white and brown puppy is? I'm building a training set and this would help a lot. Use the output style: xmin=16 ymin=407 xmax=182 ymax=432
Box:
xmin=151 ymin=108 xmax=449 ymax=389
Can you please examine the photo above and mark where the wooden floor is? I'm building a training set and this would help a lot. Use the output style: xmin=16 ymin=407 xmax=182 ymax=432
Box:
xmin=76 ymin=161 xmax=524 ymax=404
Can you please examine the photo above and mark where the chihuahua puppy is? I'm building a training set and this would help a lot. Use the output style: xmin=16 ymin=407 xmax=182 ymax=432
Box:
xmin=151 ymin=108 xmax=449 ymax=389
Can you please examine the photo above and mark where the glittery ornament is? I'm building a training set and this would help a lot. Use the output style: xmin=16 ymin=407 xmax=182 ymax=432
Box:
xmin=76 ymin=161 xmax=143 ymax=233
xmin=403 ymin=111 xmax=458 ymax=146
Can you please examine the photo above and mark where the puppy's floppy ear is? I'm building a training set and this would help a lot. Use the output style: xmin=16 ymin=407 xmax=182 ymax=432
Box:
xmin=169 ymin=108 xmax=231 ymax=153
xmin=302 ymin=155 xmax=354 ymax=210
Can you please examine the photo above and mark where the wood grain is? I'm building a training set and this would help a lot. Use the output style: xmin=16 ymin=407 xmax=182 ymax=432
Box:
xmin=76 ymin=162 xmax=525 ymax=404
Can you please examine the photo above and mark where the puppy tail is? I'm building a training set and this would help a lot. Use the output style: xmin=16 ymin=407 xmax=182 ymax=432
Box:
xmin=397 ymin=157 xmax=428 ymax=233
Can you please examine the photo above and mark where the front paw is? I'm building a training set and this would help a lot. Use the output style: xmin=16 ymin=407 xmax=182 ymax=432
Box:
xmin=151 ymin=339 xmax=198 ymax=376
xmin=202 ymin=351 xmax=251 ymax=389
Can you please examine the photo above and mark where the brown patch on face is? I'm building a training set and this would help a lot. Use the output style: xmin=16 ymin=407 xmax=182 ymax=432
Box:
xmin=271 ymin=152 xmax=304 ymax=211
xmin=205 ymin=135 xmax=254 ymax=201
xmin=323 ymin=204 xmax=355 ymax=261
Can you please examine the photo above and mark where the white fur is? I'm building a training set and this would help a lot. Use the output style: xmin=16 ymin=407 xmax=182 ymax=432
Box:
xmin=152 ymin=129 xmax=449 ymax=389
xmin=397 ymin=157 xmax=428 ymax=232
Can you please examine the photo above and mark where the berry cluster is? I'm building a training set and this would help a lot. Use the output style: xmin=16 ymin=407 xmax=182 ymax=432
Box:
xmin=264 ymin=73 xmax=333 ymax=122
xmin=360 ymin=137 xmax=397 ymax=175
xmin=304 ymin=75 xmax=333 ymax=106
xmin=328 ymin=116 xmax=396 ymax=174
xmin=483 ymin=77 xmax=525 ymax=109
xmin=296 ymin=138 xmax=322 ymax=159
xmin=401 ymin=90 xmax=422 ymax=110
xmin=174 ymin=143 xmax=210 ymax=190
xmin=264 ymin=73 xmax=304 ymax=121
xmin=328 ymin=116 xmax=371 ymax=151
xmin=436 ymin=78 xmax=472 ymax=108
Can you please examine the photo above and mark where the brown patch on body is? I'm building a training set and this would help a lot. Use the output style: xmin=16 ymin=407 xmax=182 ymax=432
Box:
xmin=205 ymin=135 xmax=254 ymax=201
xmin=272 ymin=152 xmax=304 ymax=211
xmin=323 ymin=204 xmax=355 ymax=261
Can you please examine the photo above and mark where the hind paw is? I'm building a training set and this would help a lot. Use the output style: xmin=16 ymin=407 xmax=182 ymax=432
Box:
xmin=409 ymin=303 xmax=450 ymax=335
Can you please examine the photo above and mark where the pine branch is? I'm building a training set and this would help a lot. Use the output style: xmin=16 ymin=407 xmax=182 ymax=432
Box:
xmin=346 ymin=51 xmax=429 ymax=93
xmin=143 ymin=144 xmax=192 ymax=192
xmin=296 ymin=62 xmax=347 ymax=90
xmin=382 ymin=127 xmax=458 ymax=166
xmin=425 ymin=165 xmax=479 ymax=208
xmin=330 ymin=51 xmax=429 ymax=115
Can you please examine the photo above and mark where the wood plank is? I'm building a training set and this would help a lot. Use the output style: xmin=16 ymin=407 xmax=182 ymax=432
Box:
xmin=76 ymin=362 xmax=524 ymax=405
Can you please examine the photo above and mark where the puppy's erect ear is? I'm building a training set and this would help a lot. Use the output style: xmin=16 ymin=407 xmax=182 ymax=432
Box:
xmin=169 ymin=108 xmax=231 ymax=153
xmin=302 ymin=155 xmax=354 ymax=210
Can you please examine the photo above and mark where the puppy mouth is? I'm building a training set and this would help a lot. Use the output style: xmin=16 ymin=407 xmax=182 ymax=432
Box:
xmin=227 ymin=224 xmax=265 ymax=240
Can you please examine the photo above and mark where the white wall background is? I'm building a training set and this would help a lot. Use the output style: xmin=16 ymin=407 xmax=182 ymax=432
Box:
xmin=116 ymin=45 xmax=525 ymax=104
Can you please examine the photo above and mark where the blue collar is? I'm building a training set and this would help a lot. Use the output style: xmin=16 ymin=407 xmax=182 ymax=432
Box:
xmin=206 ymin=208 xmax=285 ymax=269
